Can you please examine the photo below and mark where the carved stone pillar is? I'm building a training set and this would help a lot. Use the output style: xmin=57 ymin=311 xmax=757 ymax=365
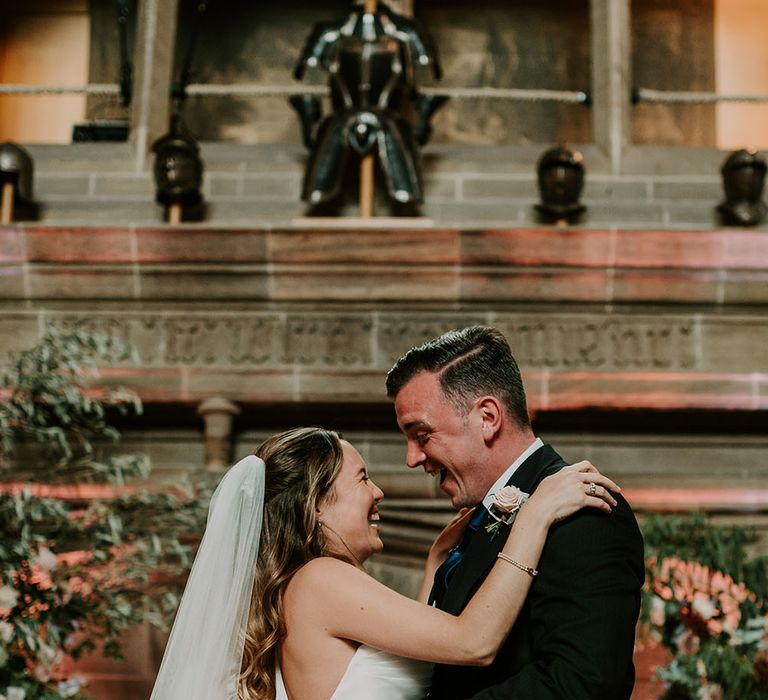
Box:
xmin=197 ymin=397 xmax=240 ymax=472
xmin=131 ymin=0 xmax=180 ymax=171
xmin=591 ymin=0 xmax=631 ymax=173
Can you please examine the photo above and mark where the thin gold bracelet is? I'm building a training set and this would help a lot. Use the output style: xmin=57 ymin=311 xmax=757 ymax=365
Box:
xmin=497 ymin=552 xmax=538 ymax=577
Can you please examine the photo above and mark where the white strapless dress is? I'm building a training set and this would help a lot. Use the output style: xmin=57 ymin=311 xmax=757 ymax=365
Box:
xmin=275 ymin=644 xmax=432 ymax=699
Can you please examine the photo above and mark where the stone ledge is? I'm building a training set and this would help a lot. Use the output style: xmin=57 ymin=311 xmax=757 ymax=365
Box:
xmin=3 ymin=226 xmax=768 ymax=269
xmin=0 ymin=308 xmax=765 ymax=409
xmin=1 ymin=226 xmax=766 ymax=410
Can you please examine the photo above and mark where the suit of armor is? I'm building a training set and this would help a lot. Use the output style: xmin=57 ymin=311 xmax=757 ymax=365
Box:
xmin=291 ymin=3 xmax=445 ymax=209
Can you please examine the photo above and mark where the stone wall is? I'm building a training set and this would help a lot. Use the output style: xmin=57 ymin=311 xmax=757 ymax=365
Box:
xmin=4 ymin=222 xmax=766 ymax=559
xmin=24 ymin=142 xmax=740 ymax=227
xmin=83 ymin=0 xmax=715 ymax=147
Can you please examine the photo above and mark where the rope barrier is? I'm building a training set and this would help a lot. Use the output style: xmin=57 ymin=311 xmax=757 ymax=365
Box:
xmin=635 ymin=88 xmax=768 ymax=104
xmin=420 ymin=86 xmax=588 ymax=103
xmin=4 ymin=83 xmax=767 ymax=106
xmin=185 ymin=83 xmax=327 ymax=97
xmin=0 ymin=84 xmax=120 ymax=96
xmin=186 ymin=84 xmax=589 ymax=103
xmin=0 ymin=82 xmax=588 ymax=103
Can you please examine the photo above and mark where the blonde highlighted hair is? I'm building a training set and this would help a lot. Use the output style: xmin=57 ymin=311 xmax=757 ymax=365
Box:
xmin=238 ymin=427 xmax=343 ymax=699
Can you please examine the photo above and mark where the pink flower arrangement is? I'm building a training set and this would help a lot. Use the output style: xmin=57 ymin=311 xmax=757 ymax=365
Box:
xmin=648 ymin=556 xmax=756 ymax=641
xmin=642 ymin=554 xmax=768 ymax=699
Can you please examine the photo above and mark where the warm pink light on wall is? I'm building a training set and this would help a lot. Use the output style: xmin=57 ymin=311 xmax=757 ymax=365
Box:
xmin=715 ymin=0 xmax=768 ymax=149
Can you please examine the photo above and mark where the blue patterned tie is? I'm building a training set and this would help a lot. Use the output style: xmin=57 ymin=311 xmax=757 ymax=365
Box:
xmin=429 ymin=506 xmax=487 ymax=607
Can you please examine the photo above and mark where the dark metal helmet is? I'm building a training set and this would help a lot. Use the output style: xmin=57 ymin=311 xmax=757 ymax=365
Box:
xmin=0 ymin=141 xmax=34 ymax=204
xmin=152 ymin=116 xmax=203 ymax=207
xmin=721 ymin=147 xmax=766 ymax=172
xmin=718 ymin=148 xmax=767 ymax=226
xmin=536 ymin=146 xmax=586 ymax=221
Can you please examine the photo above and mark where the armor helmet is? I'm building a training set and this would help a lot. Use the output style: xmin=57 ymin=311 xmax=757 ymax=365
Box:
xmin=718 ymin=148 xmax=767 ymax=226
xmin=0 ymin=141 xmax=34 ymax=204
xmin=535 ymin=146 xmax=586 ymax=222
xmin=152 ymin=116 xmax=203 ymax=207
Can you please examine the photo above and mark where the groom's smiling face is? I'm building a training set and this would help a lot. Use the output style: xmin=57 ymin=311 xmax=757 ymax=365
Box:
xmin=394 ymin=371 xmax=489 ymax=509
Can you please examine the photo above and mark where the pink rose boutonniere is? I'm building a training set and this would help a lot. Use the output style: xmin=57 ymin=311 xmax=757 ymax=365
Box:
xmin=485 ymin=485 xmax=529 ymax=540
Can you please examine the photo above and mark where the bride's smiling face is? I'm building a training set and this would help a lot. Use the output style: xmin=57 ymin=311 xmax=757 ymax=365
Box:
xmin=318 ymin=440 xmax=384 ymax=566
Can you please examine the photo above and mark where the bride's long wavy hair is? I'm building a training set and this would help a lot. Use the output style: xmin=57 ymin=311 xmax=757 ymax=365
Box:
xmin=238 ymin=427 xmax=344 ymax=700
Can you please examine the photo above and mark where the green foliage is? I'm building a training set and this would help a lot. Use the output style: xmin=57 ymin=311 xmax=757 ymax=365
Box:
xmin=0 ymin=327 xmax=148 ymax=485
xmin=0 ymin=327 xmax=210 ymax=700
xmin=643 ymin=512 xmax=768 ymax=599
xmin=641 ymin=513 xmax=768 ymax=700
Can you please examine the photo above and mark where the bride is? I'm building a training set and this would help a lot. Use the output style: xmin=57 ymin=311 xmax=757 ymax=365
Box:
xmin=150 ymin=427 xmax=619 ymax=700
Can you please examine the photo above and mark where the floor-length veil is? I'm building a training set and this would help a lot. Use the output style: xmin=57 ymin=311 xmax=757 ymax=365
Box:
xmin=150 ymin=455 xmax=266 ymax=700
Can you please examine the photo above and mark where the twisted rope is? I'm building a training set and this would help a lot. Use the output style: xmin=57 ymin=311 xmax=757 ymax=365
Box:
xmin=185 ymin=83 xmax=327 ymax=97
xmin=191 ymin=84 xmax=589 ymax=103
xmin=6 ymin=84 xmax=767 ymax=105
xmin=0 ymin=82 xmax=587 ymax=103
xmin=420 ymin=86 xmax=588 ymax=103
xmin=636 ymin=88 xmax=768 ymax=104
xmin=0 ymin=84 xmax=120 ymax=95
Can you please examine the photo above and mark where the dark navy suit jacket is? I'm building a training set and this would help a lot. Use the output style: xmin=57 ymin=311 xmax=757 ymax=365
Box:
xmin=429 ymin=445 xmax=645 ymax=700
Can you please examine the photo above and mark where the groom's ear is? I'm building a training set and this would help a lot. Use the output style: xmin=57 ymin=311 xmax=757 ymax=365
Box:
xmin=474 ymin=396 xmax=502 ymax=444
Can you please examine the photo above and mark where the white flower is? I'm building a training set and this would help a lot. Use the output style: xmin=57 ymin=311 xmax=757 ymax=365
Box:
xmin=6 ymin=687 xmax=25 ymax=700
xmin=33 ymin=663 xmax=52 ymax=683
xmin=492 ymin=485 xmax=526 ymax=514
xmin=35 ymin=545 xmax=58 ymax=572
xmin=0 ymin=621 xmax=12 ymax=643
xmin=691 ymin=595 xmax=717 ymax=621
xmin=0 ymin=586 xmax=19 ymax=611
xmin=486 ymin=486 xmax=530 ymax=540
xmin=38 ymin=643 xmax=63 ymax=669
xmin=699 ymin=684 xmax=724 ymax=700
xmin=58 ymin=676 xmax=85 ymax=698
xmin=650 ymin=596 xmax=666 ymax=627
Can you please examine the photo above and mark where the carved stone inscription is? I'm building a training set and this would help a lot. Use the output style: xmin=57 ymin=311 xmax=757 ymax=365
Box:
xmin=54 ymin=314 xmax=374 ymax=368
xmin=50 ymin=313 xmax=698 ymax=371
xmin=377 ymin=316 xmax=486 ymax=367
xmin=495 ymin=317 xmax=697 ymax=370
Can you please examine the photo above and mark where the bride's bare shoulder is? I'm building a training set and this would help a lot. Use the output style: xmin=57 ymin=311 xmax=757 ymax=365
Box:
xmin=285 ymin=557 xmax=362 ymax=601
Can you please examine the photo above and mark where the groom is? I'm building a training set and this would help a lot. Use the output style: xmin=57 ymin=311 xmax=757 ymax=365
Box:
xmin=386 ymin=326 xmax=644 ymax=699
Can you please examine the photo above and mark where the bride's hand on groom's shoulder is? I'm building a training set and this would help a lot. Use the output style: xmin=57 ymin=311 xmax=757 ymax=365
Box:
xmin=527 ymin=461 xmax=621 ymax=526
xmin=429 ymin=507 xmax=475 ymax=563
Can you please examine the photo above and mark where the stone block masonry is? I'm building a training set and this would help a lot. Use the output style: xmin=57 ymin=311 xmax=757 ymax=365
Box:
xmin=1 ymin=225 xmax=767 ymax=412
xmin=25 ymin=144 xmax=754 ymax=229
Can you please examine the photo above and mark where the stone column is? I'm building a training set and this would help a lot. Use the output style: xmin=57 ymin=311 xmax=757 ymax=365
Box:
xmin=197 ymin=398 xmax=241 ymax=473
xmin=130 ymin=0 xmax=179 ymax=172
xmin=591 ymin=0 xmax=631 ymax=174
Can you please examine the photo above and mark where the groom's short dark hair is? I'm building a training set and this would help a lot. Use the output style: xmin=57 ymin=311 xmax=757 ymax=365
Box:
xmin=385 ymin=325 xmax=530 ymax=428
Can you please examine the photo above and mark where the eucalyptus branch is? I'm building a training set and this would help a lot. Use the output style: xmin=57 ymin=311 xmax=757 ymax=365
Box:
xmin=0 ymin=326 xmax=210 ymax=699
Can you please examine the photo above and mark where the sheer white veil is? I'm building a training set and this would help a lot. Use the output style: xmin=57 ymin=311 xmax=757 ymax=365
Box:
xmin=150 ymin=455 xmax=266 ymax=700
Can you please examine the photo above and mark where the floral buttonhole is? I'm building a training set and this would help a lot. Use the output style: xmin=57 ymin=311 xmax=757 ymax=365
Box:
xmin=485 ymin=485 xmax=529 ymax=540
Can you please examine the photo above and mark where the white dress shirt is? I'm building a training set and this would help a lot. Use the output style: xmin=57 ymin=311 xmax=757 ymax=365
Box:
xmin=481 ymin=437 xmax=544 ymax=511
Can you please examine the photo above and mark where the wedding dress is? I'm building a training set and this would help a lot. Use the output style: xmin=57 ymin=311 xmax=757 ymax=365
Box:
xmin=150 ymin=455 xmax=432 ymax=700
xmin=275 ymin=645 xmax=432 ymax=700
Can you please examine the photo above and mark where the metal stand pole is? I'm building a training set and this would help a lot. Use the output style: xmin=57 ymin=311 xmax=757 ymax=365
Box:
xmin=0 ymin=182 xmax=14 ymax=224
xmin=359 ymin=0 xmax=379 ymax=218
xmin=168 ymin=202 xmax=182 ymax=224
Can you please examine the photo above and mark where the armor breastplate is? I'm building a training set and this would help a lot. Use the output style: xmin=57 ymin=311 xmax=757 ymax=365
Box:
xmin=331 ymin=35 xmax=405 ymax=112
xmin=291 ymin=2 xmax=445 ymax=210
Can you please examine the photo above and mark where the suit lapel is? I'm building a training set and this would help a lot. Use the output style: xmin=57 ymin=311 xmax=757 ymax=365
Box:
xmin=440 ymin=444 xmax=564 ymax=614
